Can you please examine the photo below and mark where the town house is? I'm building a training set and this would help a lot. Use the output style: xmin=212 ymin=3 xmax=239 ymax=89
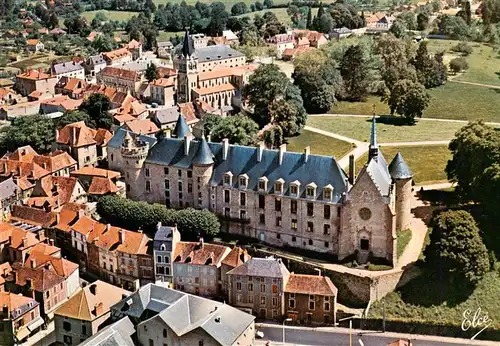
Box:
xmin=0 ymin=178 xmax=21 ymax=221
xmin=0 ymin=223 xmax=43 ymax=264
xmin=51 ymin=61 xmax=85 ymax=80
xmin=96 ymin=67 xmax=142 ymax=95
xmin=14 ymin=69 xmax=58 ymax=97
xmin=102 ymin=48 xmax=133 ymax=66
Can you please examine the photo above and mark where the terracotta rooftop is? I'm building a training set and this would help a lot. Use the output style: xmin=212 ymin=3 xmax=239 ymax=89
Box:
xmin=173 ymin=241 xmax=230 ymax=267
xmin=157 ymin=66 xmax=177 ymax=78
xmin=4 ymin=147 xmax=76 ymax=175
xmin=124 ymin=119 xmax=159 ymax=135
xmin=102 ymin=48 xmax=132 ymax=62
xmin=0 ymin=262 xmax=12 ymax=285
xmin=56 ymin=76 xmax=88 ymax=93
xmin=285 ymin=274 xmax=338 ymax=296
xmin=17 ymin=177 xmax=34 ymax=191
xmin=94 ymin=128 xmax=112 ymax=146
xmin=11 ymin=205 xmax=57 ymax=227
xmin=25 ymin=252 xmax=78 ymax=278
xmin=55 ymin=280 xmax=129 ymax=321
xmin=387 ymin=340 xmax=410 ymax=346
xmin=56 ymin=121 xmax=97 ymax=147
xmin=198 ymin=66 xmax=255 ymax=81
xmin=0 ymin=292 xmax=38 ymax=318
xmin=114 ymin=100 xmax=147 ymax=118
xmin=15 ymin=265 xmax=64 ymax=292
xmin=17 ymin=69 xmax=53 ymax=80
xmin=54 ymin=203 xmax=86 ymax=232
xmin=116 ymin=230 xmax=150 ymax=255
xmin=29 ymin=242 xmax=60 ymax=257
xmin=0 ymin=159 xmax=50 ymax=180
xmin=26 ymin=39 xmax=40 ymax=45
xmin=114 ymin=114 xmax=136 ymax=124
xmin=221 ymin=247 xmax=251 ymax=268
xmin=178 ymin=101 xmax=212 ymax=123
xmin=125 ymin=39 xmax=142 ymax=49
xmin=71 ymin=167 xmax=120 ymax=179
xmin=99 ymin=66 xmax=140 ymax=82
xmin=151 ymin=78 xmax=175 ymax=87
xmin=0 ymin=223 xmax=41 ymax=250
xmin=193 ymin=83 xmax=235 ymax=95
xmin=70 ymin=216 xmax=106 ymax=239
xmin=88 ymin=177 xmax=119 ymax=195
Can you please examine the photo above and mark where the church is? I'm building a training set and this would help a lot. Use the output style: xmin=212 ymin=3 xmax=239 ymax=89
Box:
xmin=107 ymin=116 xmax=413 ymax=266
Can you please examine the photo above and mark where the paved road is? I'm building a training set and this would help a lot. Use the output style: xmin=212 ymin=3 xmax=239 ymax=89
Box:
xmin=256 ymin=325 xmax=497 ymax=346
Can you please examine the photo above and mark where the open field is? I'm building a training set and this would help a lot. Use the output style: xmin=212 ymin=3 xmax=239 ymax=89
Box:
xmin=81 ymin=10 xmax=139 ymax=22
xmin=236 ymin=7 xmax=315 ymax=24
xmin=307 ymin=116 xmax=464 ymax=142
xmin=158 ymin=31 xmax=184 ymax=41
xmin=286 ymin=129 xmax=354 ymax=159
xmin=331 ymin=82 xmax=500 ymax=122
xmin=369 ymin=264 xmax=500 ymax=331
xmin=355 ymin=145 xmax=451 ymax=184
xmin=426 ymin=39 xmax=500 ymax=87
xmin=8 ymin=53 xmax=71 ymax=71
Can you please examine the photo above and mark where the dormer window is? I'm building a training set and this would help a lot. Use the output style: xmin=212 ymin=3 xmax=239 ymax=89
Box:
xmin=290 ymin=180 xmax=300 ymax=197
xmin=224 ymin=172 xmax=233 ymax=186
xmin=323 ymin=185 xmax=334 ymax=201
xmin=306 ymin=183 xmax=317 ymax=199
xmin=258 ymin=177 xmax=268 ymax=191
xmin=274 ymin=178 xmax=284 ymax=194
xmin=239 ymin=174 xmax=248 ymax=189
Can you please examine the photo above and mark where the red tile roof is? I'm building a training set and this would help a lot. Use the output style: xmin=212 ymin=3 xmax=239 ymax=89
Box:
xmin=17 ymin=69 xmax=53 ymax=81
xmin=0 ymin=291 xmax=38 ymax=315
xmin=125 ymin=39 xmax=142 ymax=49
xmin=0 ymin=159 xmax=50 ymax=180
xmin=15 ymin=265 xmax=64 ymax=292
xmin=173 ymin=241 xmax=230 ymax=267
xmin=11 ymin=205 xmax=57 ymax=227
xmin=193 ymin=83 xmax=235 ymax=95
xmin=221 ymin=247 xmax=251 ymax=268
xmin=151 ymin=78 xmax=175 ymax=87
xmin=88 ymin=177 xmax=119 ymax=195
xmin=124 ymin=119 xmax=159 ymax=135
xmin=102 ymin=48 xmax=132 ymax=62
xmin=94 ymin=128 xmax=112 ymax=146
xmin=26 ymin=39 xmax=40 ymax=45
xmin=285 ymin=274 xmax=338 ymax=296
xmin=70 ymin=216 xmax=106 ymax=239
xmin=71 ymin=167 xmax=120 ymax=179
xmin=25 ymin=252 xmax=78 ymax=278
xmin=99 ymin=67 xmax=140 ymax=82
xmin=0 ymin=223 xmax=41 ymax=250
xmin=56 ymin=121 xmax=96 ymax=147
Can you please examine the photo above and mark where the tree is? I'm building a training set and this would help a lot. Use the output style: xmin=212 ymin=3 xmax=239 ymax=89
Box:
xmin=387 ymin=79 xmax=430 ymax=123
xmin=449 ymin=57 xmax=468 ymax=73
xmin=56 ymin=111 xmax=90 ymax=129
xmin=306 ymin=7 xmax=312 ymax=29
xmin=268 ymin=84 xmax=307 ymax=137
xmin=78 ymin=94 xmax=113 ymax=130
xmin=63 ymin=15 xmax=90 ymax=36
xmin=412 ymin=41 xmax=447 ymax=88
xmin=315 ymin=13 xmax=333 ymax=33
xmin=145 ymin=63 xmax=160 ymax=82
xmin=435 ymin=15 xmax=470 ymax=39
xmin=231 ymin=2 xmax=247 ymax=16
xmin=377 ymin=35 xmax=417 ymax=92
xmin=255 ymin=1 xmax=264 ymax=11
xmin=48 ymin=11 xmax=59 ymax=29
xmin=452 ymin=41 xmax=472 ymax=56
xmin=263 ymin=0 xmax=273 ymax=8
xmin=417 ymin=11 xmax=429 ymax=30
xmin=317 ymin=2 xmax=325 ymax=18
xmin=96 ymin=195 xmax=220 ymax=238
xmin=446 ymin=121 xmax=500 ymax=201
xmin=210 ymin=115 xmax=258 ymax=145
xmin=398 ymin=11 xmax=416 ymax=30
xmin=0 ymin=115 xmax=55 ymax=154
xmin=92 ymin=35 xmax=115 ymax=53
xmin=425 ymin=210 xmax=490 ymax=284
xmin=340 ymin=45 xmax=371 ymax=101
xmin=464 ymin=0 xmax=471 ymax=25
xmin=389 ymin=19 xmax=407 ymax=38
xmin=201 ymin=114 xmax=223 ymax=135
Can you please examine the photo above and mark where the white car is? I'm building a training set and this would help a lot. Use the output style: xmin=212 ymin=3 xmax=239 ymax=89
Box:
xmin=255 ymin=330 xmax=264 ymax=339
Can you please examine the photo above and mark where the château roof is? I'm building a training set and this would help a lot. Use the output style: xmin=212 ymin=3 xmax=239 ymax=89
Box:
xmin=389 ymin=152 xmax=413 ymax=179
xmin=192 ymin=136 xmax=214 ymax=165
xmin=174 ymin=114 xmax=191 ymax=138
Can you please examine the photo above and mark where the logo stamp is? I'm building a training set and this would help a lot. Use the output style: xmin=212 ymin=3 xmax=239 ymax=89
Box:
xmin=461 ymin=307 xmax=492 ymax=340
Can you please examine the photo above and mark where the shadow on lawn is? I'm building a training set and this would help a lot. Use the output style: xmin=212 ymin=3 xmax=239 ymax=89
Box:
xmin=398 ymin=269 xmax=474 ymax=307
xmin=363 ymin=116 xmax=417 ymax=126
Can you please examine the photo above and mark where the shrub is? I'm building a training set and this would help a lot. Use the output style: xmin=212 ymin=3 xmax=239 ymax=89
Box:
xmin=452 ymin=41 xmax=473 ymax=56
xmin=449 ymin=57 xmax=469 ymax=73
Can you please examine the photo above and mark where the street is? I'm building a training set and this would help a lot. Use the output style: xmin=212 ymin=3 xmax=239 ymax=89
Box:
xmin=256 ymin=324 xmax=497 ymax=346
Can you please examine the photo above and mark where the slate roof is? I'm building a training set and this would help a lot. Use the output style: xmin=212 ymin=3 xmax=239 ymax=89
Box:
xmin=78 ymin=316 xmax=135 ymax=346
xmin=365 ymin=158 xmax=392 ymax=197
xmin=106 ymin=128 xmax=157 ymax=150
xmin=153 ymin=224 xmax=180 ymax=251
xmin=192 ymin=136 xmax=214 ymax=165
xmin=152 ymin=106 xmax=180 ymax=125
xmin=0 ymin=177 xmax=18 ymax=200
xmin=85 ymin=54 xmax=106 ymax=66
xmin=285 ymin=274 xmax=338 ymax=296
xmin=111 ymin=284 xmax=255 ymax=346
xmin=389 ymin=152 xmax=413 ymax=180
xmin=51 ymin=61 xmax=83 ymax=75
xmin=146 ymin=137 xmax=348 ymax=200
xmin=226 ymin=257 xmax=290 ymax=278
xmin=182 ymin=29 xmax=195 ymax=57
xmin=194 ymin=44 xmax=244 ymax=63
xmin=174 ymin=114 xmax=191 ymax=138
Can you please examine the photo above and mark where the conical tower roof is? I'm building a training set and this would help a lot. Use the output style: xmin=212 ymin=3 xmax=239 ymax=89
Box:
xmin=174 ymin=114 xmax=191 ymax=138
xmin=389 ymin=152 xmax=413 ymax=179
xmin=182 ymin=28 xmax=195 ymax=57
xmin=370 ymin=116 xmax=377 ymax=149
xmin=192 ymin=136 xmax=214 ymax=165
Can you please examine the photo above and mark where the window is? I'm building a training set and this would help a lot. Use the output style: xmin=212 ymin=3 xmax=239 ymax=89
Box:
xmin=307 ymin=222 xmax=314 ymax=232
xmin=324 ymin=188 xmax=332 ymax=200
xmin=260 ymin=296 xmax=266 ymax=305
xmin=187 ymin=170 xmax=192 ymax=178
xmin=248 ymin=283 xmax=253 ymax=291
xmin=309 ymin=239 xmax=313 ymax=245
xmin=324 ymin=205 xmax=331 ymax=219
xmin=240 ymin=210 xmax=246 ymax=220
xmin=306 ymin=186 xmax=315 ymax=198
xmin=325 ymin=302 xmax=330 ymax=311
xmin=259 ymin=214 xmax=265 ymax=224
xmin=63 ymin=321 xmax=71 ymax=331
xmin=240 ymin=192 xmax=246 ymax=206
xmin=275 ymin=198 xmax=281 ymax=211
xmin=248 ymin=295 xmax=254 ymax=303
xmin=64 ymin=336 xmax=72 ymax=344
xmin=307 ymin=203 xmax=314 ymax=216
xmin=164 ymin=256 xmax=169 ymax=262
xmin=324 ymin=224 xmax=330 ymax=235
xmin=188 ymin=183 xmax=192 ymax=193
xmin=82 ymin=325 xmax=87 ymax=334
xmin=292 ymin=236 xmax=296 ymax=242
xmin=272 ymin=284 xmax=278 ymax=294
xmin=291 ymin=219 xmax=297 ymax=230
xmin=260 ymin=283 xmax=266 ymax=292
xmin=145 ymin=168 xmax=150 ymax=177
xmin=146 ymin=181 xmax=151 ymax=192
xmin=361 ymin=238 xmax=370 ymax=250
xmin=236 ymin=282 xmax=242 ymax=291
xmin=258 ymin=195 xmax=265 ymax=209
xmin=157 ymin=255 xmax=162 ymax=263
xmin=224 ymin=208 xmax=230 ymax=217
xmin=178 ymin=169 xmax=182 ymax=177
xmin=275 ymin=217 xmax=282 ymax=230
xmin=149 ymin=339 xmax=154 ymax=346
xmin=239 ymin=175 xmax=247 ymax=188
xmin=309 ymin=301 xmax=315 ymax=310
xmin=164 ymin=167 xmax=169 ymax=175
xmin=224 ymin=173 xmax=232 ymax=185
xmin=289 ymin=298 xmax=295 ymax=308
xmin=291 ymin=200 xmax=297 ymax=214
xmin=178 ymin=181 xmax=182 ymax=191
xmin=277 ymin=233 xmax=281 ymax=239
xmin=275 ymin=181 xmax=283 ymax=194
xmin=272 ymin=297 xmax=278 ymax=306
xmin=224 ymin=190 xmax=230 ymax=203
xmin=258 ymin=178 xmax=267 ymax=191
xmin=290 ymin=184 xmax=298 ymax=195
xmin=325 ymin=241 xmax=329 ymax=248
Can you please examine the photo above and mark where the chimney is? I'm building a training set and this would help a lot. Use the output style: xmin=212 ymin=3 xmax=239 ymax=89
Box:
xmin=49 ymin=239 xmax=54 ymax=246
xmin=121 ymin=294 xmax=128 ymax=299
xmin=26 ymin=277 xmax=32 ymax=288
xmin=279 ymin=144 xmax=286 ymax=165
xmin=348 ymin=154 xmax=355 ymax=184
xmin=12 ymin=271 xmax=16 ymax=283
xmin=55 ymin=128 xmax=59 ymax=140
xmin=2 ymin=161 xmax=6 ymax=174
xmin=89 ymin=283 xmax=97 ymax=295
xmin=93 ymin=302 xmax=103 ymax=316
xmin=304 ymin=146 xmax=310 ymax=163
xmin=106 ymin=223 xmax=111 ymax=233
xmin=165 ymin=128 xmax=171 ymax=138
xmin=222 ymin=138 xmax=229 ymax=160
xmin=22 ymin=237 xmax=27 ymax=248
xmin=119 ymin=230 xmax=125 ymax=244
xmin=72 ymin=126 xmax=77 ymax=144
xmin=78 ymin=208 xmax=85 ymax=219
xmin=157 ymin=222 xmax=162 ymax=231
xmin=56 ymin=213 xmax=60 ymax=225
xmin=2 ymin=304 xmax=8 ymax=318
xmin=257 ymin=142 xmax=264 ymax=162
xmin=199 ymin=236 xmax=204 ymax=248
xmin=30 ymin=258 xmax=36 ymax=268
xmin=18 ymin=166 xmax=22 ymax=176
xmin=184 ymin=134 xmax=192 ymax=156
xmin=2 ymin=268 xmax=7 ymax=277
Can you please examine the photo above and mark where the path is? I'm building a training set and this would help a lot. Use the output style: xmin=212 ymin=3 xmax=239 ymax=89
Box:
xmin=380 ymin=140 xmax=450 ymax=147
xmin=449 ymin=79 xmax=500 ymax=90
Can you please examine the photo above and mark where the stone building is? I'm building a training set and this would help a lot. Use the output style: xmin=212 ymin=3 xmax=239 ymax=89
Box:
xmin=96 ymin=67 xmax=142 ymax=95
xmin=107 ymin=116 xmax=413 ymax=266
xmin=14 ymin=69 xmax=58 ymax=97
xmin=51 ymin=61 xmax=85 ymax=80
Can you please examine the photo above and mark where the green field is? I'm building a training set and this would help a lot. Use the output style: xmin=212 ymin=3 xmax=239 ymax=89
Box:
xmin=331 ymin=82 xmax=500 ymax=122
xmin=426 ymin=39 xmax=500 ymax=87
xmin=81 ymin=10 xmax=139 ymax=22
xmin=9 ymin=54 xmax=71 ymax=71
xmin=307 ymin=116 xmax=464 ymax=143
xmin=158 ymin=31 xmax=184 ymax=41
xmin=236 ymin=7 xmax=314 ymax=24
xmin=154 ymin=0 xmax=288 ymax=6
xmin=369 ymin=265 xmax=500 ymax=331
xmin=355 ymin=145 xmax=451 ymax=184
xmin=286 ymin=129 xmax=354 ymax=159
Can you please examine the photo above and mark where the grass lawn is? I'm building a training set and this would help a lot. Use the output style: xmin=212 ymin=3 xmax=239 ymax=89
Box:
xmin=154 ymin=0 xmax=289 ymax=6
xmin=236 ymin=8 xmax=309 ymax=24
xmin=369 ymin=265 xmax=500 ymax=331
xmin=286 ymin=129 xmax=354 ymax=159
xmin=397 ymin=229 xmax=412 ymax=259
xmin=307 ymin=116 xmax=464 ymax=143
xmin=354 ymin=145 xmax=451 ymax=184
xmin=9 ymin=54 xmax=71 ymax=71
xmin=426 ymin=39 xmax=500 ymax=87
xmin=158 ymin=31 xmax=184 ymax=41
xmin=81 ymin=10 xmax=139 ymax=22
xmin=331 ymin=82 xmax=500 ymax=122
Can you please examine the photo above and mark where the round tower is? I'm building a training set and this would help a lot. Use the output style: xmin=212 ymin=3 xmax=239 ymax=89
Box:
xmin=388 ymin=152 xmax=413 ymax=231
xmin=120 ymin=131 xmax=149 ymax=200
xmin=192 ymin=136 xmax=215 ymax=210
